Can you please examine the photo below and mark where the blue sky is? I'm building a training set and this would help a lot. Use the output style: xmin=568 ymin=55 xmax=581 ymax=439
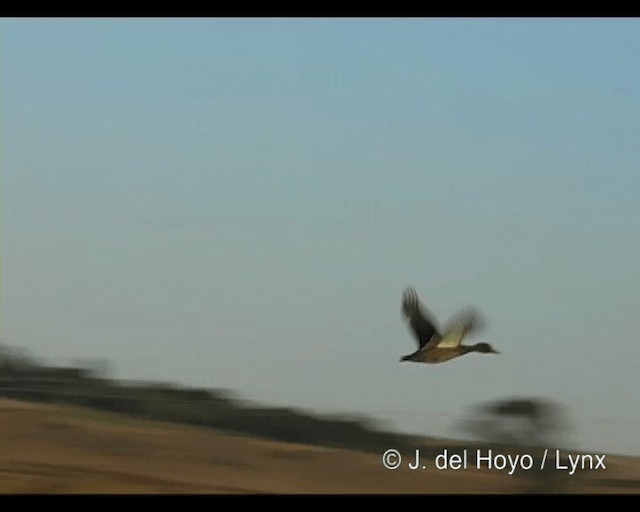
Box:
xmin=1 ymin=18 xmax=639 ymax=456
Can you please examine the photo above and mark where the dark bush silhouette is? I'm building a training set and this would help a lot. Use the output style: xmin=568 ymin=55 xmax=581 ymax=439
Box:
xmin=0 ymin=345 xmax=413 ymax=454
xmin=457 ymin=396 xmax=576 ymax=493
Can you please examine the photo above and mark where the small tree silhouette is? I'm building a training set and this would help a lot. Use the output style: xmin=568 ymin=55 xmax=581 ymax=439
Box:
xmin=458 ymin=396 xmax=573 ymax=493
xmin=460 ymin=397 xmax=567 ymax=447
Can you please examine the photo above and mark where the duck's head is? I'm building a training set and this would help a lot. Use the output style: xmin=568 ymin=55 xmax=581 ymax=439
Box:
xmin=474 ymin=342 xmax=500 ymax=354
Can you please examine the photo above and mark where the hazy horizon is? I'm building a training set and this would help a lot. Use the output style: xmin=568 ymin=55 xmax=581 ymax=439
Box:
xmin=1 ymin=18 xmax=639 ymax=457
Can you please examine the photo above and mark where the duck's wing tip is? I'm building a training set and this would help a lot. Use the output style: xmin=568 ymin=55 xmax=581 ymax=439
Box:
xmin=401 ymin=288 xmax=441 ymax=349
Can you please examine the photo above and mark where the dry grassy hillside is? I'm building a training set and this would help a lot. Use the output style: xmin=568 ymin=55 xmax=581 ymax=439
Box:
xmin=0 ymin=399 xmax=637 ymax=494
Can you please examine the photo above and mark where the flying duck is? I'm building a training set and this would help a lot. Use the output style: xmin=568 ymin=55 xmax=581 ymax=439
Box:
xmin=400 ymin=287 xmax=499 ymax=364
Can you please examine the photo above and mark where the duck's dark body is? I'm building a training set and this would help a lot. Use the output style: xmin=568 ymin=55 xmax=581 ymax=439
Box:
xmin=402 ymin=343 xmax=498 ymax=364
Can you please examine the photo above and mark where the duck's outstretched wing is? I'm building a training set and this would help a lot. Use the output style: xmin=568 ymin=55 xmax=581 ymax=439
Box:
xmin=402 ymin=288 xmax=441 ymax=349
xmin=436 ymin=307 xmax=486 ymax=348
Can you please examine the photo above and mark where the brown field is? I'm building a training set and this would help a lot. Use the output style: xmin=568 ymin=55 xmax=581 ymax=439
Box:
xmin=0 ymin=398 xmax=638 ymax=494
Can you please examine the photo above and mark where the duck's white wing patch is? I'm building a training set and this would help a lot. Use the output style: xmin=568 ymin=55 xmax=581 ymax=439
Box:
xmin=434 ymin=325 xmax=467 ymax=348
xmin=436 ymin=308 xmax=485 ymax=348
